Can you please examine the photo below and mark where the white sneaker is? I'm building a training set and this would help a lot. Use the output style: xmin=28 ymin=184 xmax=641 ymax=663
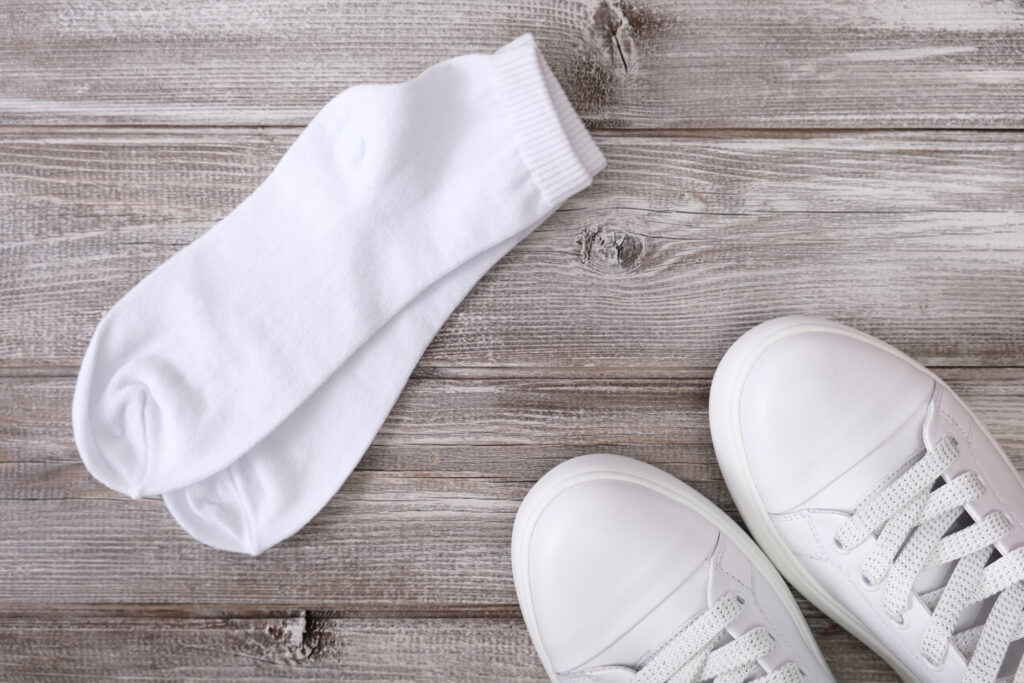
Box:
xmin=710 ymin=316 xmax=1024 ymax=682
xmin=512 ymin=453 xmax=835 ymax=682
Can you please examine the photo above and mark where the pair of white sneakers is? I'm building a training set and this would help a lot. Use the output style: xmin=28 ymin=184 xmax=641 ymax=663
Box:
xmin=512 ymin=317 xmax=1024 ymax=682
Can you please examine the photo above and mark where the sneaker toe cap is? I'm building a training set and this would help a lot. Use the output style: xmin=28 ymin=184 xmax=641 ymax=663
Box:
xmin=734 ymin=323 xmax=934 ymax=513
xmin=523 ymin=476 xmax=718 ymax=671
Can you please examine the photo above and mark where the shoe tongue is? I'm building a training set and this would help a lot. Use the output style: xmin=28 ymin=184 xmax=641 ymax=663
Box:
xmin=570 ymin=554 xmax=712 ymax=674
xmin=913 ymin=512 xmax=1006 ymax=662
xmin=916 ymin=385 xmax=1024 ymax=663
xmin=914 ymin=562 xmax=955 ymax=600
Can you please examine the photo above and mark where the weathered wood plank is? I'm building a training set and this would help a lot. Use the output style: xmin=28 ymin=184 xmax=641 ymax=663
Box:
xmin=1 ymin=0 xmax=1023 ymax=128
xmin=0 ymin=374 xmax=724 ymax=608
xmin=0 ymin=614 xmax=546 ymax=682
xmin=0 ymin=613 xmax=898 ymax=682
xmin=3 ymin=3 xmax=1018 ymax=680
xmin=1 ymin=370 xmax=1021 ymax=607
xmin=3 ymin=130 xmax=1024 ymax=369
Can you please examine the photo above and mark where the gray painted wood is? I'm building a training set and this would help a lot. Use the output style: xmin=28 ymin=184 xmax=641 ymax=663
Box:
xmin=1 ymin=1 xmax=1023 ymax=128
xmin=3 ymin=131 xmax=1024 ymax=370
xmin=0 ymin=613 xmax=906 ymax=682
xmin=3 ymin=1 xmax=1024 ymax=680
xmin=2 ymin=370 xmax=1022 ymax=609
xmin=0 ymin=614 xmax=547 ymax=681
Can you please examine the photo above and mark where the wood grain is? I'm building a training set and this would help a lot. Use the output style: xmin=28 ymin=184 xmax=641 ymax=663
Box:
xmin=3 ymin=1 xmax=1024 ymax=679
xmin=2 ymin=370 xmax=1021 ymax=608
xmin=1 ymin=1 xmax=1023 ymax=129
xmin=3 ymin=130 xmax=1024 ymax=370
xmin=0 ymin=614 xmax=546 ymax=681
xmin=0 ymin=612 xmax=903 ymax=682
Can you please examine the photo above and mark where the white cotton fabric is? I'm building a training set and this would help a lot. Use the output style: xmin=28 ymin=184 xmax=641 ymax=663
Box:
xmin=73 ymin=34 xmax=605 ymax=553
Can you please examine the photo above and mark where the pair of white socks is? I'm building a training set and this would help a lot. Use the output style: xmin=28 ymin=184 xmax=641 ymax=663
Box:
xmin=72 ymin=34 xmax=605 ymax=555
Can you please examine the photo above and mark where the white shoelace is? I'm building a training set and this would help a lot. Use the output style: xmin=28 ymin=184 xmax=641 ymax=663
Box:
xmin=835 ymin=436 xmax=1024 ymax=682
xmin=632 ymin=592 xmax=806 ymax=683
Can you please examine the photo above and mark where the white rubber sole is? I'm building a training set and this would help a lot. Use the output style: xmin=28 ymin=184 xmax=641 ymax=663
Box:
xmin=510 ymin=452 xmax=832 ymax=681
xmin=709 ymin=316 xmax=1024 ymax=683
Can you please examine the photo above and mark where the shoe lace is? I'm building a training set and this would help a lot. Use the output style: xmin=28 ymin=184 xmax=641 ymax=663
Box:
xmin=835 ymin=435 xmax=1024 ymax=682
xmin=632 ymin=591 xmax=806 ymax=683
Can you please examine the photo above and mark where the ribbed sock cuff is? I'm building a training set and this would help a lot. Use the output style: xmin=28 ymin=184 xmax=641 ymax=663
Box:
xmin=490 ymin=33 xmax=607 ymax=206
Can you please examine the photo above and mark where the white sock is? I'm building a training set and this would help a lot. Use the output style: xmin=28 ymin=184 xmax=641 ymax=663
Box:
xmin=160 ymin=37 xmax=604 ymax=555
xmin=163 ymin=229 xmax=528 ymax=554
xmin=73 ymin=34 xmax=604 ymax=506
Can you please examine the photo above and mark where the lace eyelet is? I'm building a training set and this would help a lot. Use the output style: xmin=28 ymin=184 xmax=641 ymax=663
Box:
xmin=923 ymin=651 xmax=945 ymax=670
xmin=832 ymin=536 xmax=849 ymax=554
xmin=860 ymin=574 xmax=879 ymax=591
xmin=889 ymin=611 xmax=906 ymax=628
xmin=735 ymin=595 xmax=745 ymax=606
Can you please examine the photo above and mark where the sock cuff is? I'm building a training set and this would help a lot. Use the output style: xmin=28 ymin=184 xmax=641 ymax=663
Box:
xmin=490 ymin=34 xmax=607 ymax=207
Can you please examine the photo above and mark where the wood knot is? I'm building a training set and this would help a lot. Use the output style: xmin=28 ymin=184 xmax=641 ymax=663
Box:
xmin=259 ymin=611 xmax=329 ymax=664
xmin=563 ymin=1 xmax=669 ymax=119
xmin=590 ymin=0 xmax=668 ymax=72
xmin=577 ymin=226 xmax=646 ymax=272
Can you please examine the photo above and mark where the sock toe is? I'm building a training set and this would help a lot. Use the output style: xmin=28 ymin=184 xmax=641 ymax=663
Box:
xmin=73 ymin=359 xmax=153 ymax=499
xmin=163 ymin=476 xmax=258 ymax=555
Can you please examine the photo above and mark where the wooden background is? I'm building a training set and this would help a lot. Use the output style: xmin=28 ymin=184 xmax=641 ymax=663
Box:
xmin=2 ymin=0 xmax=1024 ymax=679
